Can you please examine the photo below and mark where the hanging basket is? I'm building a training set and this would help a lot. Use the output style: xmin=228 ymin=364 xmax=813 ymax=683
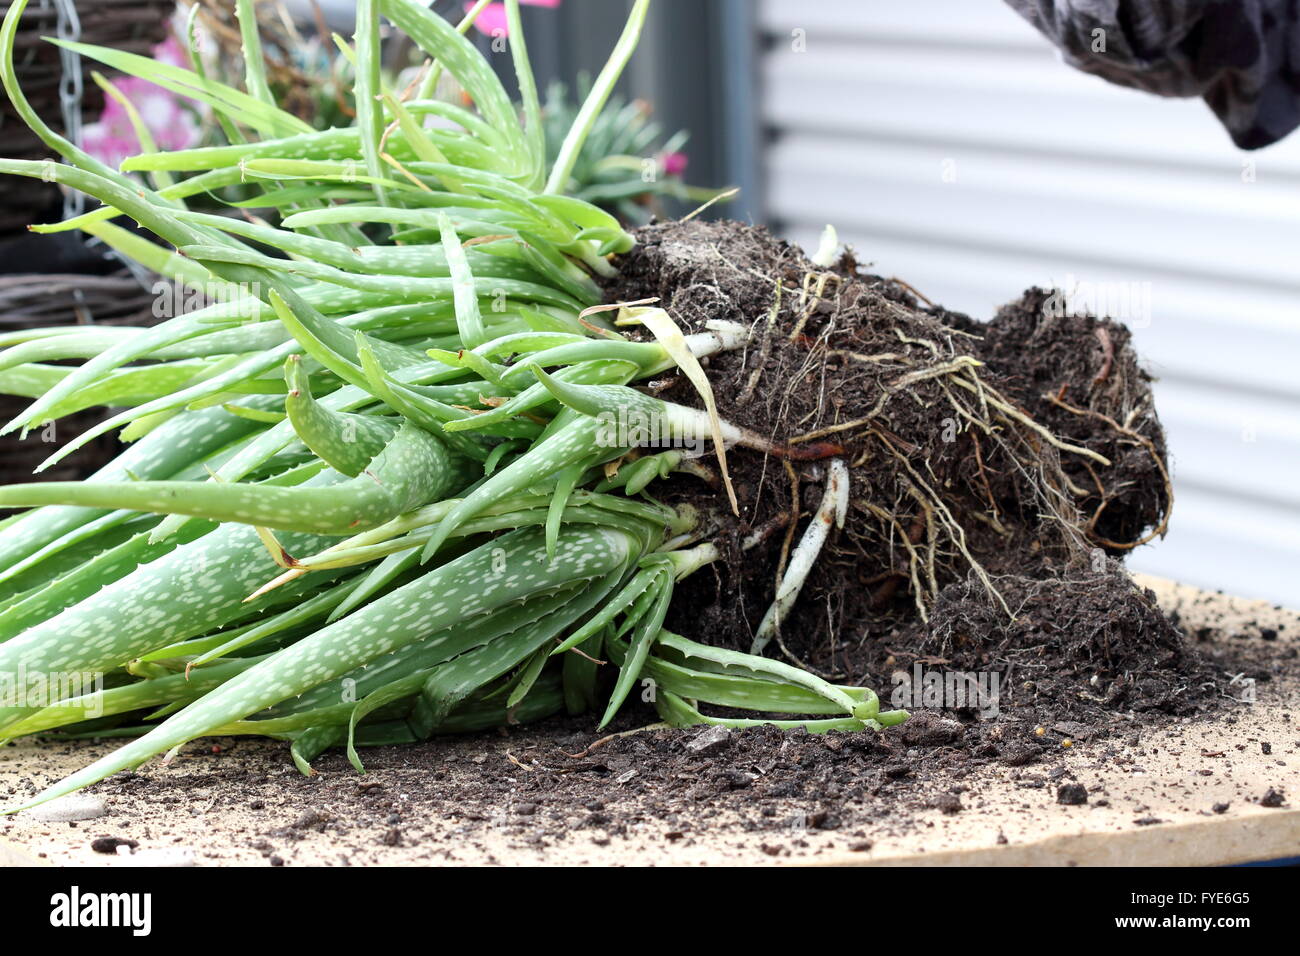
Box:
xmin=0 ymin=269 xmax=161 ymax=486
xmin=0 ymin=0 xmax=177 ymax=236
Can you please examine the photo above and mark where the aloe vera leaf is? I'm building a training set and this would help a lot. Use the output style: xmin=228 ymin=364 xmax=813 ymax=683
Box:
xmin=0 ymin=521 xmax=214 ymax=642
xmin=0 ymin=510 xmax=351 ymax=733
xmin=227 ymin=569 xmax=614 ymax=744
xmin=532 ymin=193 xmax=626 ymax=240
xmin=562 ymin=626 xmax=603 ymax=716
xmin=268 ymin=295 xmax=409 ymax=399
xmin=378 ymin=92 xmax=468 ymax=192
xmin=278 ymin=200 xmax=527 ymax=231
xmin=57 ymin=289 xmax=438 ymax=443
xmin=505 ymin=645 xmax=550 ymax=709
xmin=598 ymin=572 xmax=673 ymax=728
xmin=0 ymin=405 xmax=261 ymax=574
xmin=2 ymin=655 xmax=266 ymax=740
xmin=78 ymin=220 xmax=210 ymax=287
xmin=171 ymin=209 xmax=540 ymax=285
xmin=0 ymin=423 xmax=303 ymax=589
xmin=50 ymin=39 xmax=312 ymax=138
xmin=379 ymin=0 xmax=527 ymax=174
xmin=605 ymin=637 xmax=866 ymax=716
xmin=29 ymin=168 xmax=247 ymax=236
xmin=150 ymin=371 xmax=469 ymax=543
xmin=545 ymin=464 xmax=585 ymax=560
xmin=403 ymin=98 xmax=506 ymax=149
xmin=285 ymin=578 xmax=596 ymax=720
xmin=496 ymin=341 xmax=662 ymax=387
xmin=545 ymin=0 xmax=651 ymax=194
xmin=444 ymin=359 xmax=639 ymax=433
xmin=185 ymin=577 xmax=360 ymax=668
xmin=289 ymin=726 xmax=342 ymax=773
xmin=343 ymin=671 xmax=430 ymax=771
xmin=28 ymin=290 xmax=428 ymax=475
xmin=151 ymin=323 xmax=291 ymax=359
xmin=0 ymin=516 xmax=159 ymax=610
xmin=233 ymin=0 xmax=275 ymax=111
xmin=502 ymin=0 xmax=544 ymax=190
xmin=654 ymin=691 xmax=871 ymax=734
xmin=0 ymin=362 xmax=67 ymax=394
xmin=120 ymin=127 xmax=404 ymax=174
xmin=0 ymin=310 xmax=236 ymax=439
xmin=438 ymin=213 xmax=488 ymax=348
xmin=290 ymin=667 xmax=567 ymax=771
xmin=419 ymin=576 xmax=613 ymax=726
xmin=420 ymin=413 xmax=624 ymax=561
xmin=238 ymin=156 xmax=468 ymax=196
xmin=184 ymin=239 xmax=585 ymax=312
xmin=416 ymin=669 xmax=564 ymax=736
xmin=283 ymin=355 xmax=397 ymax=476
xmin=654 ymin=630 xmax=869 ymax=718
xmin=297 ymin=493 xmax=669 ymax=575
xmin=0 ymin=422 xmax=457 ymax=534
xmin=0 ymin=331 xmax=149 ymax=374
xmin=42 ymin=362 xmax=221 ymax=418
xmin=353 ymin=0 xmax=389 ymax=207
xmin=549 ymin=563 xmax=664 ymax=656
xmin=10 ymin=524 xmax=641 ymax=809
xmin=351 ymin=337 xmax=495 ymax=462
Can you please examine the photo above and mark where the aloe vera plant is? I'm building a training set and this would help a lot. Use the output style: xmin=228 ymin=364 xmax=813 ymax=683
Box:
xmin=0 ymin=0 xmax=901 ymax=812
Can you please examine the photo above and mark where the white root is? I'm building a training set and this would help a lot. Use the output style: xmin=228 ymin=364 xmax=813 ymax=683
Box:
xmin=660 ymin=402 xmax=799 ymax=459
xmin=750 ymin=459 xmax=849 ymax=655
xmin=688 ymin=320 xmax=750 ymax=357
xmin=621 ymin=306 xmax=740 ymax=514
xmin=811 ymin=224 xmax=840 ymax=267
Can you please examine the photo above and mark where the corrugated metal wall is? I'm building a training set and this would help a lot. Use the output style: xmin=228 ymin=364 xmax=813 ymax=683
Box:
xmin=756 ymin=0 xmax=1300 ymax=606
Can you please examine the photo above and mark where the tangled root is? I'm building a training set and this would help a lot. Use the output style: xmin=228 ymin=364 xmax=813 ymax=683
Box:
xmin=604 ymin=220 xmax=1172 ymax=675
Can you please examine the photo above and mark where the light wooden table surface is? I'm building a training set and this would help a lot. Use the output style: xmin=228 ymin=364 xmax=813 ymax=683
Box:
xmin=2 ymin=575 xmax=1296 ymax=867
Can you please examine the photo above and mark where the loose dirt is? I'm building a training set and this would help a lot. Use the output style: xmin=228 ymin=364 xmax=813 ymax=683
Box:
xmin=2 ymin=577 xmax=1295 ymax=866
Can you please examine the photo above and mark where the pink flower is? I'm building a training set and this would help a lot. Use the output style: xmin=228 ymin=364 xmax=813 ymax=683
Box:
xmin=82 ymin=36 xmax=201 ymax=169
xmin=152 ymin=34 xmax=189 ymax=69
xmin=660 ymin=151 xmax=689 ymax=177
xmin=466 ymin=0 xmax=561 ymax=37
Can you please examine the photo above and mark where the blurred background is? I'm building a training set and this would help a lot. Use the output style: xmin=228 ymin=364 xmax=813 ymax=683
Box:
xmin=5 ymin=0 xmax=1299 ymax=606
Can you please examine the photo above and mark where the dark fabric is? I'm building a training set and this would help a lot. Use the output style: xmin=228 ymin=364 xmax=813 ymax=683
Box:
xmin=1004 ymin=0 xmax=1300 ymax=149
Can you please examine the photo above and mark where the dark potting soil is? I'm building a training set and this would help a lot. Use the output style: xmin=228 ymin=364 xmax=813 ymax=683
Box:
xmin=41 ymin=598 xmax=1288 ymax=865
xmin=11 ymin=581 xmax=1290 ymax=864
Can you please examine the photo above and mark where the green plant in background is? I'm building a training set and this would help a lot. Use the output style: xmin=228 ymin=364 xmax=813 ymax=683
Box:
xmin=180 ymin=2 xmax=722 ymax=222
xmin=542 ymin=78 xmax=721 ymax=224
xmin=181 ymin=0 xmax=360 ymax=132
xmin=0 ymin=0 xmax=900 ymax=812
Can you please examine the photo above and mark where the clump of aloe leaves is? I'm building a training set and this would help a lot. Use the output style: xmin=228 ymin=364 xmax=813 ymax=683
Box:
xmin=0 ymin=0 xmax=901 ymax=812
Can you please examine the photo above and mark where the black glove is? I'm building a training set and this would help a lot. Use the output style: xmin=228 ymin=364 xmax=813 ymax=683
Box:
xmin=1005 ymin=0 xmax=1299 ymax=149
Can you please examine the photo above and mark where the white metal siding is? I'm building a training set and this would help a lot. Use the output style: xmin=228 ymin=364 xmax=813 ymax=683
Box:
xmin=758 ymin=0 xmax=1300 ymax=606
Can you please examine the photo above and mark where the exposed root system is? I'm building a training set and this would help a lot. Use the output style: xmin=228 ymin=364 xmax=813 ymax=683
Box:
xmin=603 ymin=219 xmax=1181 ymax=701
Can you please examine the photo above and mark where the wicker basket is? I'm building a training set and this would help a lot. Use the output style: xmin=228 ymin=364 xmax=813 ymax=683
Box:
xmin=0 ymin=0 xmax=177 ymax=236
xmin=0 ymin=269 xmax=161 ymax=485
